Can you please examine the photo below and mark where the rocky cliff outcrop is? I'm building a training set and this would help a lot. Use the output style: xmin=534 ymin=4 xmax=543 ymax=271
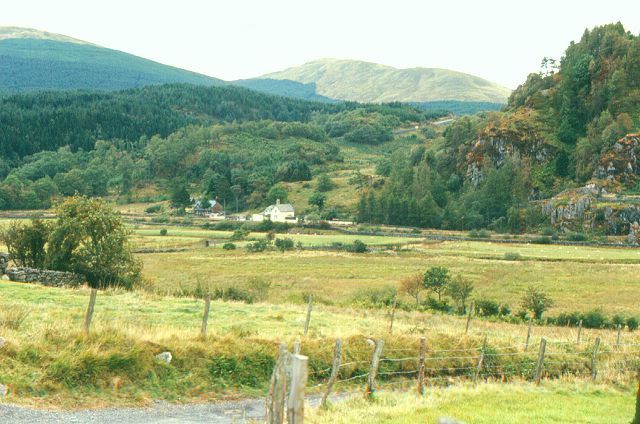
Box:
xmin=465 ymin=109 xmax=552 ymax=185
xmin=541 ymin=184 xmax=640 ymax=236
xmin=595 ymin=133 xmax=640 ymax=184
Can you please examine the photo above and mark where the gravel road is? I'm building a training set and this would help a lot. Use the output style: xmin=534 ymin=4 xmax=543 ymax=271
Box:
xmin=0 ymin=394 xmax=350 ymax=423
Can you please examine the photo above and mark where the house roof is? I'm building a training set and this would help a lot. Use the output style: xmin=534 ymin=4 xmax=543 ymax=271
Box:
xmin=262 ymin=203 xmax=295 ymax=214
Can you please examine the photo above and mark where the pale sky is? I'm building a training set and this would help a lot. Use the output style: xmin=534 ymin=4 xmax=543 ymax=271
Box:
xmin=2 ymin=0 xmax=640 ymax=88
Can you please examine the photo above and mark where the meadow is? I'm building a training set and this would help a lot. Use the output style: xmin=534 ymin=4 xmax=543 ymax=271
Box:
xmin=1 ymin=218 xmax=640 ymax=414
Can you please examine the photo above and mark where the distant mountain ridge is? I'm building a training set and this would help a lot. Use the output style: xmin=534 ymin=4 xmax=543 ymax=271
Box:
xmin=0 ymin=27 xmax=223 ymax=92
xmin=261 ymin=58 xmax=511 ymax=103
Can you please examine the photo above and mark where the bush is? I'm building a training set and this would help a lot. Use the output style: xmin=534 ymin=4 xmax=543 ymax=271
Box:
xmin=222 ymin=243 xmax=236 ymax=250
xmin=555 ymin=311 xmax=581 ymax=326
xmin=246 ymin=239 xmax=269 ymax=253
xmin=213 ymin=287 xmax=255 ymax=304
xmin=503 ymin=252 xmax=521 ymax=261
xmin=581 ymin=309 xmax=609 ymax=329
xmin=532 ymin=236 xmax=551 ymax=244
xmin=500 ymin=304 xmax=512 ymax=316
xmin=424 ymin=297 xmax=453 ymax=313
xmin=475 ymin=299 xmax=501 ymax=317
xmin=351 ymin=286 xmax=397 ymax=308
xmin=469 ymin=229 xmax=490 ymax=239
xmin=566 ymin=232 xmax=587 ymax=242
xmin=274 ymin=238 xmax=294 ymax=252
xmin=145 ymin=204 xmax=162 ymax=214
xmin=346 ymin=240 xmax=368 ymax=253
xmin=627 ymin=316 xmax=638 ymax=331
xmin=231 ymin=229 xmax=249 ymax=241
xmin=159 ymin=228 xmax=168 ymax=236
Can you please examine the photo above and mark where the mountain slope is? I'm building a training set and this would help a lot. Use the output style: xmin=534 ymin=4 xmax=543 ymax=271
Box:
xmin=261 ymin=58 xmax=511 ymax=103
xmin=0 ymin=27 xmax=223 ymax=92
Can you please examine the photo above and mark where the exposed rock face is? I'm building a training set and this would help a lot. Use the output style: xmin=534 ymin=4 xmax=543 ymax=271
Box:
xmin=6 ymin=267 xmax=84 ymax=288
xmin=465 ymin=109 xmax=551 ymax=186
xmin=542 ymin=184 xmax=640 ymax=235
xmin=596 ymin=134 xmax=640 ymax=183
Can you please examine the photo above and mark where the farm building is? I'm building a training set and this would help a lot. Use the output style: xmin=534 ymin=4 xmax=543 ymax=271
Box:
xmin=252 ymin=199 xmax=296 ymax=223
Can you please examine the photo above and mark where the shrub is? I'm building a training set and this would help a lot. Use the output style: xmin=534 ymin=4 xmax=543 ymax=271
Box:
xmin=351 ymin=286 xmax=397 ymax=308
xmin=532 ymin=236 xmax=551 ymax=244
xmin=521 ymin=286 xmax=554 ymax=319
xmin=503 ymin=252 xmax=521 ymax=261
xmin=612 ymin=314 xmax=626 ymax=327
xmin=424 ymin=297 xmax=453 ymax=313
xmin=555 ymin=311 xmax=581 ymax=326
xmin=346 ymin=240 xmax=368 ymax=253
xmin=566 ymin=232 xmax=587 ymax=242
xmin=627 ymin=316 xmax=639 ymax=331
xmin=222 ymin=243 xmax=236 ymax=250
xmin=246 ymin=239 xmax=269 ymax=253
xmin=274 ymin=238 xmax=294 ymax=252
xmin=231 ymin=229 xmax=249 ymax=241
xmin=212 ymin=287 xmax=255 ymax=303
xmin=541 ymin=227 xmax=555 ymax=236
xmin=159 ymin=228 xmax=168 ymax=236
xmin=500 ymin=304 xmax=512 ymax=316
xmin=581 ymin=309 xmax=609 ymax=329
xmin=475 ymin=299 xmax=500 ymax=317
xmin=145 ymin=204 xmax=162 ymax=214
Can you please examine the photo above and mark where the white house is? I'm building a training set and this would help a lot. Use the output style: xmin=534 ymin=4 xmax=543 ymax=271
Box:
xmin=252 ymin=199 xmax=296 ymax=223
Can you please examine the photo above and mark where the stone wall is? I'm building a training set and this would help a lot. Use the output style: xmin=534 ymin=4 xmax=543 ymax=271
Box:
xmin=6 ymin=267 xmax=84 ymax=288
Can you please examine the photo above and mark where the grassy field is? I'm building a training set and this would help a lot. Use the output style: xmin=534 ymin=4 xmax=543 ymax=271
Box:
xmin=1 ymin=279 xmax=638 ymax=408
xmin=139 ymin=242 xmax=640 ymax=315
xmin=2 ymin=218 xmax=640 ymax=411
xmin=308 ymin=382 xmax=637 ymax=423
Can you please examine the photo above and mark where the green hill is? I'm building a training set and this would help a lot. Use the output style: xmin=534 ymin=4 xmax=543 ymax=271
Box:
xmin=0 ymin=27 xmax=223 ymax=92
xmin=261 ymin=58 xmax=511 ymax=103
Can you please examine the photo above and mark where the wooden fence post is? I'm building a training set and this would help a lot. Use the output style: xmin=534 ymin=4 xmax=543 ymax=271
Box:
xmin=591 ymin=336 xmax=601 ymax=381
xmin=633 ymin=371 xmax=639 ymax=424
xmin=83 ymin=288 xmax=98 ymax=336
xmin=465 ymin=301 xmax=474 ymax=335
xmin=200 ymin=294 xmax=211 ymax=337
xmin=534 ymin=337 xmax=547 ymax=385
xmin=388 ymin=298 xmax=397 ymax=334
xmin=474 ymin=336 xmax=487 ymax=385
xmin=417 ymin=337 xmax=426 ymax=395
xmin=577 ymin=320 xmax=583 ymax=345
xmin=525 ymin=317 xmax=533 ymax=351
xmin=321 ymin=338 xmax=343 ymax=408
xmin=287 ymin=354 xmax=308 ymax=424
xmin=303 ymin=296 xmax=313 ymax=336
xmin=266 ymin=343 xmax=287 ymax=424
xmin=617 ymin=324 xmax=622 ymax=347
xmin=293 ymin=340 xmax=301 ymax=355
xmin=366 ymin=339 xmax=384 ymax=399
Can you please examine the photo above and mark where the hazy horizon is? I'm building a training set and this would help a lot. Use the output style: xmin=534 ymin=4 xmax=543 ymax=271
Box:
xmin=2 ymin=0 xmax=640 ymax=88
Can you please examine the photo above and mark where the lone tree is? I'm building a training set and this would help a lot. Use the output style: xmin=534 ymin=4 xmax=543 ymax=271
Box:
xmin=521 ymin=286 xmax=554 ymax=319
xmin=400 ymin=274 xmax=423 ymax=305
xmin=423 ymin=266 xmax=451 ymax=301
xmin=448 ymin=276 xmax=474 ymax=314
xmin=47 ymin=197 xmax=141 ymax=335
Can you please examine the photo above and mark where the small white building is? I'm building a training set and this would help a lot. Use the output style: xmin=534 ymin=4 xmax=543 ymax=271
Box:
xmin=252 ymin=199 xmax=296 ymax=223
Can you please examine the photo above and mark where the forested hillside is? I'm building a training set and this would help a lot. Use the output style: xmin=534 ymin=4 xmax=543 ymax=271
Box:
xmin=358 ymin=23 xmax=640 ymax=233
xmin=0 ymin=84 xmax=440 ymax=211
xmin=0 ymin=27 xmax=222 ymax=92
